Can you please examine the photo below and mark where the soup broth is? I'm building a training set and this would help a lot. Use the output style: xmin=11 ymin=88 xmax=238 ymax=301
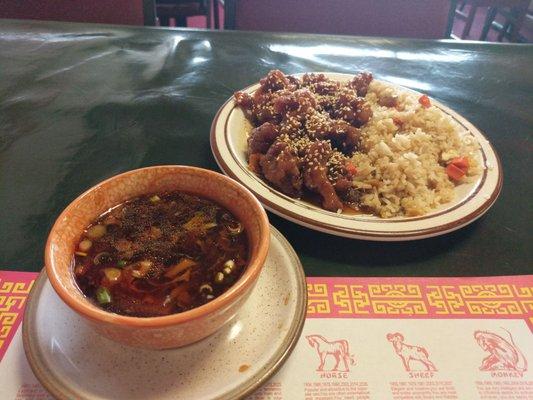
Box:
xmin=73 ymin=192 xmax=248 ymax=317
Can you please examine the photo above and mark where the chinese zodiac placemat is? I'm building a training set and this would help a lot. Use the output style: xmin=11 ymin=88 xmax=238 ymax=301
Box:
xmin=1 ymin=272 xmax=532 ymax=399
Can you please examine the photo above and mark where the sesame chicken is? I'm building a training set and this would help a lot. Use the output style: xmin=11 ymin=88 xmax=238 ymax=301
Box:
xmin=234 ymin=70 xmax=374 ymax=212
xmin=260 ymin=141 xmax=303 ymax=197
xmin=248 ymin=122 xmax=280 ymax=154
xmin=349 ymin=72 xmax=373 ymax=97
xmin=302 ymin=141 xmax=343 ymax=211
xmin=259 ymin=69 xmax=291 ymax=92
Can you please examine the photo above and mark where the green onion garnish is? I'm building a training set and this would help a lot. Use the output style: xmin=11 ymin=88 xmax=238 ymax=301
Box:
xmin=96 ymin=287 xmax=112 ymax=304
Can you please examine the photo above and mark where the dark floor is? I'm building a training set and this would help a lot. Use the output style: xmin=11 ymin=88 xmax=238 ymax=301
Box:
xmin=182 ymin=3 xmax=532 ymax=43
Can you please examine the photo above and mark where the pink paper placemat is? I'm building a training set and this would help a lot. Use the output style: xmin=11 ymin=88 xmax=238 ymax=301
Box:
xmin=0 ymin=271 xmax=37 ymax=362
xmin=306 ymin=275 xmax=533 ymax=329
xmin=1 ymin=271 xmax=532 ymax=399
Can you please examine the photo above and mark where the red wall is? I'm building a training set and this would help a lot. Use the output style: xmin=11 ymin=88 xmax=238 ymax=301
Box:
xmin=235 ymin=0 xmax=451 ymax=39
xmin=0 ymin=0 xmax=145 ymax=25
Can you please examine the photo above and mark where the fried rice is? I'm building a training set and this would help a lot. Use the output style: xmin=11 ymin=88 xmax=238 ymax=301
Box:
xmin=352 ymin=80 xmax=482 ymax=218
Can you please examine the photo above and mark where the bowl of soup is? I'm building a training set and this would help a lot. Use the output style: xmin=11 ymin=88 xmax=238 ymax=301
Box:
xmin=45 ymin=166 xmax=270 ymax=349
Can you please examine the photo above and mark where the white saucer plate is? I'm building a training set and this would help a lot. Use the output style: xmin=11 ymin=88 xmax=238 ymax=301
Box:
xmin=23 ymin=226 xmax=307 ymax=400
xmin=210 ymin=72 xmax=503 ymax=241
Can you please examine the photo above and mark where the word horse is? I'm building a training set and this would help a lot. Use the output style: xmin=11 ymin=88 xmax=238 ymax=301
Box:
xmin=306 ymin=335 xmax=355 ymax=372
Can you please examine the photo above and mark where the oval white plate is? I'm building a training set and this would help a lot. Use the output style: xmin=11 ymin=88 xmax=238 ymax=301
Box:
xmin=210 ymin=72 xmax=502 ymax=241
xmin=23 ymin=227 xmax=307 ymax=400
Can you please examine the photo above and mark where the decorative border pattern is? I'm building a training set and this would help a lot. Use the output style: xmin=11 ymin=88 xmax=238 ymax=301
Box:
xmin=1 ymin=272 xmax=531 ymax=363
xmin=307 ymin=276 xmax=533 ymax=331
xmin=0 ymin=271 xmax=37 ymax=362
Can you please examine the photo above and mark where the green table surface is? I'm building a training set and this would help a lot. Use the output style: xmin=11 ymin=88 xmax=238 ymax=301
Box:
xmin=0 ymin=19 xmax=532 ymax=276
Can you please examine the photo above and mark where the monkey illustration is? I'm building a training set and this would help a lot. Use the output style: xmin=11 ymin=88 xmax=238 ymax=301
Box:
xmin=474 ymin=329 xmax=527 ymax=372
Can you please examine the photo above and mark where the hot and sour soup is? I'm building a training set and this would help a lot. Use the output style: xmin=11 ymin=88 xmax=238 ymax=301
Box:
xmin=73 ymin=192 xmax=248 ymax=317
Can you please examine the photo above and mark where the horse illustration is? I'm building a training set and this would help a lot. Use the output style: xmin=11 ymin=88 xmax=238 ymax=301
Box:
xmin=386 ymin=332 xmax=437 ymax=371
xmin=306 ymin=334 xmax=356 ymax=372
xmin=474 ymin=329 xmax=528 ymax=372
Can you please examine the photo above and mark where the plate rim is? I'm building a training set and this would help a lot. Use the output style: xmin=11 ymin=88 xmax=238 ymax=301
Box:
xmin=22 ymin=226 xmax=308 ymax=400
xmin=210 ymin=73 xmax=503 ymax=241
